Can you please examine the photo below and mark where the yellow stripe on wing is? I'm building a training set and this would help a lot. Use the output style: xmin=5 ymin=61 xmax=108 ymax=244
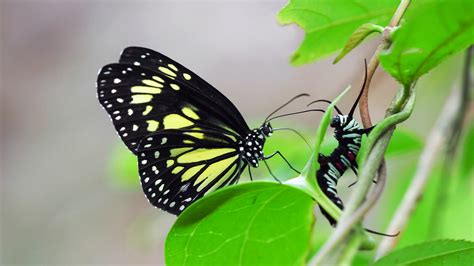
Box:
xmin=176 ymin=148 xmax=235 ymax=164
xmin=195 ymin=156 xmax=238 ymax=191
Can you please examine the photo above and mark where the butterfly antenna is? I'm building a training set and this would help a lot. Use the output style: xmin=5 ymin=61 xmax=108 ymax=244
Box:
xmin=266 ymin=109 xmax=326 ymax=122
xmin=273 ymin=127 xmax=313 ymax=152
xmin=306 ymin=99 xmax=343 ymax=115
xmin=365 ymin=228 xmax=400 ymax=237
xmin=348 ymin=59 xmax=368 ymax=119
xmin=264 ymin=93 xmax=310 ymax=122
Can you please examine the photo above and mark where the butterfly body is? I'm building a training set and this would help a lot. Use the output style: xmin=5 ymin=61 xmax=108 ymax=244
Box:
xmin=239 ymin=123 xmax=272 ymax=167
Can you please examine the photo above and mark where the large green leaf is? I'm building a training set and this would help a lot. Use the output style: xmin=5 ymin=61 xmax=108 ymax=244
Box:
xmin=374 ymin=239 xmax=474 ymax=265
xmin=379 ymin=0 xmax=474 ymax=87
xmin=165 ymin=182 xmax=315 ymax=265
xmin=277 ymin=0 xmax=398 ymax=65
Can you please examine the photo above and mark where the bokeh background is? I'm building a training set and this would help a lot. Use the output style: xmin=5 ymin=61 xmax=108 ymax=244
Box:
xmin=1 ymin=1 xmax=470 ymax=264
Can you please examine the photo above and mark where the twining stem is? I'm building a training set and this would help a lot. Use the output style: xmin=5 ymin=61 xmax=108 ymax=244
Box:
xmin=311 ymin=0 xmax=412 ymax=264
xmin=375 ymin=83 xmax=465 ymax=259
xmin=359 ymin=0 xmax=411 ymax=127
xmin=376 ymin=46 xmax=474 ymax=259
xmin=337 ymin=232 xmax=363 ymax=265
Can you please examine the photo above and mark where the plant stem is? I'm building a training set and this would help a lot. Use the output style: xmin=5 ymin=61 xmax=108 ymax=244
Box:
xmin=429 ymin=46 xmax=473 ymax=237
xmin=375 ymin=78 xmax=469 ymax=259
xmin=388 ymin=0 xmax=411 ymax=27
xmin=359 ymin=0 xmax=411 ymax=128
xmin=337 ymin=233 xmax=363 ymax=266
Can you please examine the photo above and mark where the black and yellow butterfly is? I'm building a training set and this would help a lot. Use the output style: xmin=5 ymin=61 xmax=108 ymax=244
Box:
xmin=97 ymin=47 xmax=304 ymax=215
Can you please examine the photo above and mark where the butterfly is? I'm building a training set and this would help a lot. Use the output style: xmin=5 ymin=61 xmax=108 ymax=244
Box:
xmin=97 ymin=47 xmax=306 ymax=215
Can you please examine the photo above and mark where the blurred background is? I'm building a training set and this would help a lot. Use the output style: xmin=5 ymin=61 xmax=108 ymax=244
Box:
xmin=1 ymin=1 xmax=471 ymax=264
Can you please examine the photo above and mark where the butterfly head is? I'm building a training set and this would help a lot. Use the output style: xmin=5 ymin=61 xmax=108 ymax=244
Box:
xmin=261 ymin=122 xmax=273 ymax=137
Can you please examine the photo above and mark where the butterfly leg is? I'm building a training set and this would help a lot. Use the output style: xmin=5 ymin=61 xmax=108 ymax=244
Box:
xmin=262 ymin=159 xmax=282 ymax=183
xmin=264 ymin=150 xmax=300 ymax=175
xmin=248 ymin=165 xmax=254 ymax=181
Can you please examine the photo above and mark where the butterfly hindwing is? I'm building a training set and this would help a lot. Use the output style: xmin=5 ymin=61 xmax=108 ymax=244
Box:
xmin=137 ymin=128 xmax=244 ymax=214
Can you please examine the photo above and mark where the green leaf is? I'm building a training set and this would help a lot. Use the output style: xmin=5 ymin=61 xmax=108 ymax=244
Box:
xmin=434 ymin=179 xmax=474 ymax=241
xmin=374 ymin=239 xmax=474 ymax=265
xmin=277 ymin=0 xmax=398 ymax=65
xmin=165 ymin=182 xmax=315 ymax=265
xmin=386 ymin=128 xmax=423 ymax=156
xmin=379 ymin=0 xmax=474 ymax=87
xmin=460 ymin=121 xmax=474 ymax=177
xmin=381 ymin=163 xmax=473 ymax=247
xmin=106 ymin=142 xmax=139 ymax=190
xmin=333 ymin=23 xmax=384 ymax=64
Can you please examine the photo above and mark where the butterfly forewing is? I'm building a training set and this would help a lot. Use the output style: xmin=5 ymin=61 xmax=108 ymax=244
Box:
xmin=97 ymin=63 xmax=241 ymax=154
xmin=119 ymin=47 xmax=250 ymax=136
xmin=97 ymin=64 xmax=178 ymax=153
